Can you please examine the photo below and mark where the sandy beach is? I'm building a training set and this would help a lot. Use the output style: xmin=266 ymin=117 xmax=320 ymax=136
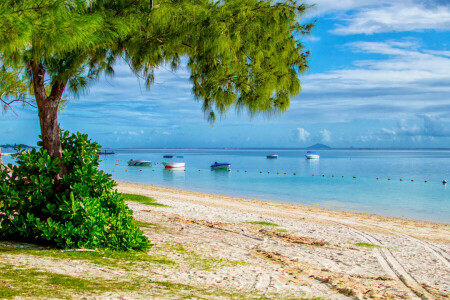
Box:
xmin=115 ymin=182 xmax=450 ymax=299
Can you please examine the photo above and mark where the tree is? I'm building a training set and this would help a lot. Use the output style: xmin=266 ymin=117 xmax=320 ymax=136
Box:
xmin=1 ymin=0 xmax=312 ymax=186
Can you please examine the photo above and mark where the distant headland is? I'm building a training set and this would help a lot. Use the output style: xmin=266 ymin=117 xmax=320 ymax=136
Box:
xmin=306 ymin=143 xmax=331 ymax=149
xmin=0 ymin=144 xmax=36 ymax=149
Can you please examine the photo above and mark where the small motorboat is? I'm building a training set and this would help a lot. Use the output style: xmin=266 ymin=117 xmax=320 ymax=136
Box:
xmin=98 ymin=150 xmax=115 ymax=155
xmin=162 ymin=162 xmax=185 ymax=169
xmin=305 ymin=151 xmax=320 ymax=159
xmin=128 ymin=159 xmax=152 ymax=166
xmin=210 ymin=162 xmax=231 ymax=171
xmin=163 ymin=155 xmax=174 ymax=158
xmin=266 ymin=154 xmax=278 ymax=159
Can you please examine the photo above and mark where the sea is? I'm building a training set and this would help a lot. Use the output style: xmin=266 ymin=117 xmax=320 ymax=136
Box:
xmin=3 ymin=148 xmax=449 ymax=223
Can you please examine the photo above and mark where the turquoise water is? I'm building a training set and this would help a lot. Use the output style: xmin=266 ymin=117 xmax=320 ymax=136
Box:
xmin=3 ymin=149 xmax=449 ymax=223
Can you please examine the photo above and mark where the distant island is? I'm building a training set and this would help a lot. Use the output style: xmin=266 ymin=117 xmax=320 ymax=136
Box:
xmin=307 ymin=143 xmax=331 ymax=149
xmin=0 ymin=144 xmax=36 ymax=149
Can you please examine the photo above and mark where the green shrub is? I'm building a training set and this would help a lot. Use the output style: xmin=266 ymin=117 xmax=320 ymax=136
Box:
xmin=0 ymin=131 xmax=149 ymax=251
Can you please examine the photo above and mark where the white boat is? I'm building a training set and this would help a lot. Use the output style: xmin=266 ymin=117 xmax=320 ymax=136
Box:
xmin=210 ymin=162 xmax=231 ymax=171
xmin=266 ymin=154 xmax=278 ymax=159
xmin=128 ymin=159 xmax=152 ymax=166
xmin=162 ymin=162 xmax=185 ymax=169
xmin=305 ymin=151 xmax=320 ymax=159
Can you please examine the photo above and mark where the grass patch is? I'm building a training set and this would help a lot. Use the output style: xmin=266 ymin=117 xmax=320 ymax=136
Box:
xmin=0 ymin=242 xmax=175 ymax=270
xmin=276 ymin=228 xmax=289 ymax=233
xmin=0 ymin=263 xmax=134 ymax=299
xmin=0 ymin=263 xmax=249 ymax=299
xmin=351 ymin=242 xmax=382 ymax=249
xmin=165 ymin=243 xmax=247 ymax=271
xmin=246 ymin=221 xmax=280 ymax=227
xmin=0 ymin=242 xmax=328 ymax=299
xmin=122 ymin=193 xmax=169 ymax=207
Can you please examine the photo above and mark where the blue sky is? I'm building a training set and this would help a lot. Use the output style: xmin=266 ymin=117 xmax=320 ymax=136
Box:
xmin=1 ymin=0 xmax=450 ymax=148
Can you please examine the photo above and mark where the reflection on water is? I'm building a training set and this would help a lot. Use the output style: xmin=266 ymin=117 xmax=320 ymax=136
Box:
xmin=211 ymin=169 xmax=231 ymax=181
xmin=305 ymin=158 xmax=320 ymax=174
xmin=162 ymin=168 xmax=185 ymax=183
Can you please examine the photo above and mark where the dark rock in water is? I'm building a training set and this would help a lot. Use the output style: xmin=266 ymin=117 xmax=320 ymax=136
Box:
xmin=307 ymin=143 xmax=331 ymax=149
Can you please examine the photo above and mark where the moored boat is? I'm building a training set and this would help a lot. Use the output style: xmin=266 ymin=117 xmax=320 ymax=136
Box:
xmin=210 ymin=162 xmax=231 ymax=171
xmin=98 ymin=150 xmax=115 ymax=155
xmin=305 ymin=151 xmax=320 ymax=159
xmin=266 ymin=154 xmax=278 ymax=159
xmin=128 ymin=159 xmax=152 ymax=166
xmin=163 ymin=155 xmax=174 ymax=158
xmin=162 ymin=162 xmax=185 ymax=169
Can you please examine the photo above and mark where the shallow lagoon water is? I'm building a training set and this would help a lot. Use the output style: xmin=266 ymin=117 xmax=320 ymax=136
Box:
xmin=3 ymin=149 xmax=449 ymax=223
xmin=100 ymin=149 xmax=449 ymax=223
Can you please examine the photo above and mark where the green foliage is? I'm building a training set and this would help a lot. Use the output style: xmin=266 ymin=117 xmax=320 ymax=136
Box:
xmin=122 ymin=193 xmax=169 ymax=207
xmin=0 ymin=130 xmax=150 ymax=251
xmin=0 ymin=0 xmax=312 ymax=121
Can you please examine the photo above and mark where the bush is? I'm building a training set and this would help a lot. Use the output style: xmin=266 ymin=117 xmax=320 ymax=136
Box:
xmin=0 ymin=131 xmax=150 ymax=251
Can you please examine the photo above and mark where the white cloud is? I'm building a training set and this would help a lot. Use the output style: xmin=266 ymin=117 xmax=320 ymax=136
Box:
xmin=331 ymin=2 xmax=450 ymax=35
xmin=292 ymin=40 xmax=450 ymax=122
xmin=320 ymin=129 xmax=331 ymax=142
xmin=291 ymin=128 xmax=310 ymax=142
xmin=381 ymin=115 xmax=450 ymax=138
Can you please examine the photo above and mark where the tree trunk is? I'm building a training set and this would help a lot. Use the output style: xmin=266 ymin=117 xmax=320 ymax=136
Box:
xmin=31 ymin=60 xmax=68 ymax=190
xmin=37 ymin=97 xmax=62 ymax=159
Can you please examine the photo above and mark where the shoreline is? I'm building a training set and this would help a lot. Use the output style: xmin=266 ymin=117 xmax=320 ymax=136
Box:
xmin=115 ymin=181 xmax=450 ymax=298
xmin=117 ymin=181 xmax=450 ymax=243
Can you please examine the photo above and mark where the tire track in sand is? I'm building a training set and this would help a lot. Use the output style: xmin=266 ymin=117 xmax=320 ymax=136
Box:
xmin=336 ymin=222 xmax=434 ymax=300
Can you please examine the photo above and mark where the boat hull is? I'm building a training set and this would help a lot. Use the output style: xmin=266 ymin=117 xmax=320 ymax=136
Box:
xmin=211 ymin=164 xmax=231 ymax=171
xmin=163 ymin=162 xmax=185 ymax=169
xmin=266 ymin=155 xmax=278 ymax=159
xmin=128 ymin=160 xmax=152 ymax=166
xmin=305 ymin=154 xmax=320 ymax=159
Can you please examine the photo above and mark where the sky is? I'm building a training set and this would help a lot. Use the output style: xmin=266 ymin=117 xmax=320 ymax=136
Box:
xmin=1 ymin=0 xmax=450 ymax=149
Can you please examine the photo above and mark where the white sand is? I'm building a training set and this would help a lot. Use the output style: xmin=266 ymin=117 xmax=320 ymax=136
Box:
xmin=116 ymin=182 xmax=450 ymax=299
